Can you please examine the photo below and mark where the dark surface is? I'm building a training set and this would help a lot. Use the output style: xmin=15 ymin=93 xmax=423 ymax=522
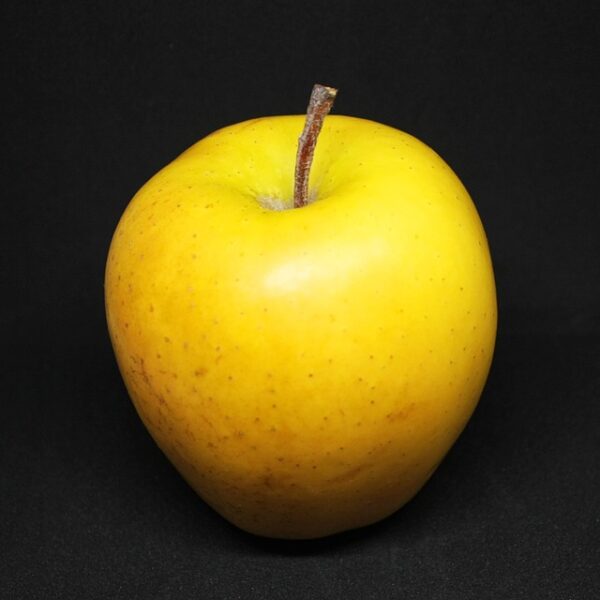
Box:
xmin=2 ymin=1 xmax=599 ymax=598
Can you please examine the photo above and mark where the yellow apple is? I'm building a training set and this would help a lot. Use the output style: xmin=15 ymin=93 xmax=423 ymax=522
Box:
xmin=105 ymin=94 xmax=496 ymax=539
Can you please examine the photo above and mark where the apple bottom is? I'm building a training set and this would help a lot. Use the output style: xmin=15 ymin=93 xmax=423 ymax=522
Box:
xmin=166 ymin=443 xmax=443 ymax=539
xmin=130 ymin=391 xmax=466 ymax=540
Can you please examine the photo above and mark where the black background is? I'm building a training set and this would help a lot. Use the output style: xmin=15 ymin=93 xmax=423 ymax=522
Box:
xmin=2 ymin=1 xmax=599 ymax=598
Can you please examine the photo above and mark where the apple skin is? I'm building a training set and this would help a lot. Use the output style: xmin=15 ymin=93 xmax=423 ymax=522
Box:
xmin=105 ymin=115 xmax=497 ymax=539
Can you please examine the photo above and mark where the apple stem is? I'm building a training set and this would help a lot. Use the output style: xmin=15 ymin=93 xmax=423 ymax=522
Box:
xmin=293 ymin=84 xmax=338 ymax=208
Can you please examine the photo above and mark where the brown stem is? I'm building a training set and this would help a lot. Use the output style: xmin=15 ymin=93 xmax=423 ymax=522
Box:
xmin=293 ymin=84 xmax=338 ymax=208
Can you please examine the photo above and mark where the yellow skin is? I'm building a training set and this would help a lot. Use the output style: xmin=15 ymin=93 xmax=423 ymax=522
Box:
xmin=105 ymin=115 xmax=497 ymax=539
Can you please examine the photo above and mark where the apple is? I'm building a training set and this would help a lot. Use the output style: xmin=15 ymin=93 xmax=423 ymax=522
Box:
xmin=105 ymin=85 xmax=497 ymax=539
